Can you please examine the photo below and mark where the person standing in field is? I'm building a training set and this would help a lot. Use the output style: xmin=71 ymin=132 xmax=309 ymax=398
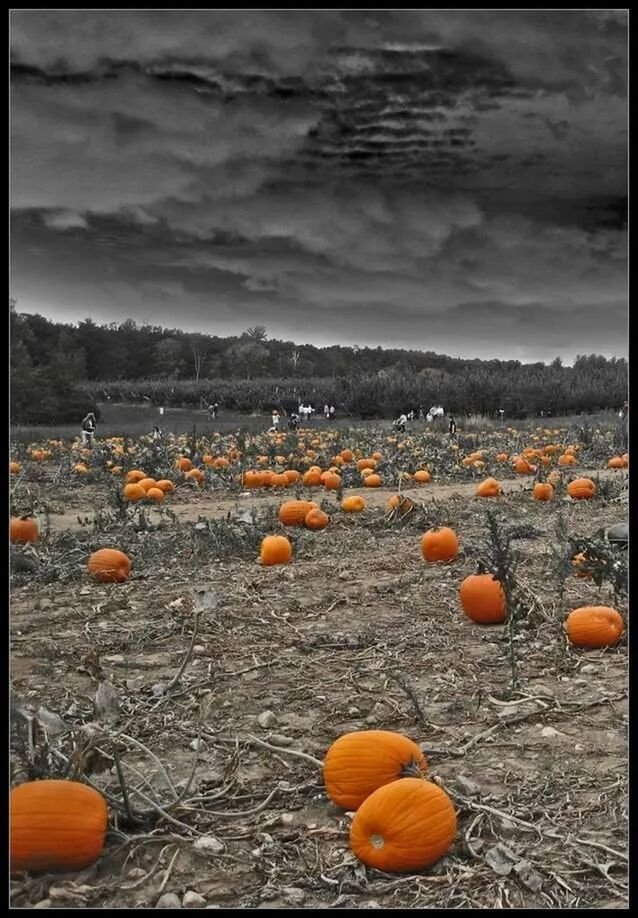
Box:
xmin=448 ymin=415 xmax=457 ymax=438
xmin=81 ymin=412 xmax=97 ymax=449
xmin=329 ymin=405 xmax=335 ymax=420
xmin=323 ymin=403 xmax=330 ymax=420
xmin=152 ymin=425 xmax=162 ymax=442
xmin=271 ymin=409 xmax=280 ymax=431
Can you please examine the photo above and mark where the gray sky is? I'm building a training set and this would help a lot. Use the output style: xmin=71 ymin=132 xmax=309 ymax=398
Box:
xmin=10 ymin=10 xmax=628 ymax=364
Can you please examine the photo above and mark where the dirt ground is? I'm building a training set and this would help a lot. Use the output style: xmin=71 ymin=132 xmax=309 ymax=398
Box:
xmin=10 ymin=472 xmax=628 ymax=909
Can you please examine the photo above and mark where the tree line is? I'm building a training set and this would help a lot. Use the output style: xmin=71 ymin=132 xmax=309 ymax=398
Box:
xmin=10 ymin=307 xmax=628 ymax=423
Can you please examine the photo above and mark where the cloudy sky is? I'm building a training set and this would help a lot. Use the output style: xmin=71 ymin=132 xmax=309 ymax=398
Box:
xmin=10 ymin=10 xmax=628 ymax=364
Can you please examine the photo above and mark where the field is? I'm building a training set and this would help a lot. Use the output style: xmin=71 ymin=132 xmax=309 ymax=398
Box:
xmin=10 ymin=417 xmax=628 ymax=909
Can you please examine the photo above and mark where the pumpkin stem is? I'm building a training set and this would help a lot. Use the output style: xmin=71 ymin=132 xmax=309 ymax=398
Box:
xmin=401 ymin=759 xmax=425 ymax=778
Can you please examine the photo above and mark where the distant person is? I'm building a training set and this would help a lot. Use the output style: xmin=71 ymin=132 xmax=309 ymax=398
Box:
xmin=418 ymin=406 xmax=425 ymax=421
xmin=207 ymin=402 xmax=219 ymax=419
xmin=448 ymin=415 xmax=457 ymax=438
xmin=329 ymin=405 xmax=335 ymax=420
xmin=271 ymin=409 xmax=280 ymax=431
xmin=81 ymin=412 xmax=97 ymax=449
xmin=323 ymin=403 xmax=330 ymax=419
xmin=407 ymin=409 xmax=415 ymax=421
xmin=152 ymin=425 xmax=162 ymax=442
xmin=498 ymin=408 xmax=505 ymax=421
xmin=288 ymin=412 xmax=300 ymax=432
xmin=393 ymin=413 xmax=407 ymax=434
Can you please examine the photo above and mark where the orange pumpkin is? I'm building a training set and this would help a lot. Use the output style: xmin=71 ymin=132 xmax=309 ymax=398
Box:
xmin=421 ymin=527 xmax=459 ymax=563
xmin=459 ymin=573 xmax=507 ymax=624
xmin=303 ymin=469 xmax=322 ymax=486
xmin=564 ymin=606 xmax=624 ymax=648
xmin=607 ymin=457 xmax=624 ymax=469
xmin=212 ymin=457 xmax=230 ymax=469
xmin=10 ymin=461 xmax=20 ymax=474
xmin=243 ymin=469 xmax=264 ymax=488
xmin=146 ymin=487 xmax=165 ymax=501
xmin=10 ymin=780 xmax=108 ymax=874
xmin=123 ymin=483 xmax=146 ymax=501
xmin=567 ymin=477 xmax=596 ymax=500
xmin=126 ymin=470 xmax=146 ymax=483
xmin=305 ymin=508 xmax=330 ymax=530
xmin=279 ymin=500 xmax=315 ymax=527
xmin=350 ymin=778 xmax=456 ymax=873
xmin=413 ymin=469 xmax=431 ymax=483
xmin=340 ymin=449 xmax=354 ymax=463
xmin=176 ymin=457 xmax=193 ymax=471
xmin=533 ymin=482 xmax=554 ymax=501
xmin=387 ymin=495 xmax=414 ymax=516
xmin=357 ymin=458 xmax=376 ymax=471
xmin=322 ymin=472 xmax=342 ymax=490
xmin=323 ymin=731 xmax=427 ymax=811
xmin=259 ymin=535 xmax=293 ymax=566
xmin=342 ymin=495 xmax=366 ymax=513
xmin=571 ymin=552 xmax=592 ymax=579
xmin=10 ymin=516 xmax=39 ymax=544
xmin=363 ymin=474 xmax=382 ymax=488
xmin=138 ymin=477 xmax=157 ymax=492
xmin=284 ymin=469 xmax=301 ymax=484
xmin=558 ymin=453 xmax=576 ymax=467
xmin=476 ymin=478 xmax=501 ymax=498
xmin=87 ymin=548 xmax=131 ymax=583
xmin=186 ymin=468 xmax=205 ymax=485
xmin=156 ymin=479 xmax=175 ymax=493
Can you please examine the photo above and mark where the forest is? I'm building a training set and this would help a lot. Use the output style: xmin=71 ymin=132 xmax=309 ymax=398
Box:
xmin=10 ymin=306 xmax=628 ymax=423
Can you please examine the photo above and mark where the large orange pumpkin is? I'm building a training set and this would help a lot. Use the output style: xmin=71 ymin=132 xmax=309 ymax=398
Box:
xmin=413 ymin=469 xmax=431 ymax=483
xmin=323 ymin=731 xmax=427 ymax=811
xmin=421 ymin=527 xmax=459 ymax=562
xmin=10 ymin=780 xmax=108 ymax=873
xmin=87 ymin=548 xmax=132 ymax=583
xmin=10 ymin=516 xmax=39 ymax=544
xmin=459 ymin=573 xmax=507 ymax=624
xmin=567 ymin=477 xmax=596 ymax=500
xmin=363 ymin=473 xmax=382 ymax=488
xmin=278 ymin=500 xmax=315 ymax=527
xmin=123 ymin=483 xmax=146 ymax=501
xmin=350 ymin=777 xmax=456 ymax=873
xmin=259 ymin=535 xmax=293 ymax=566
xmin=564 ymin=606 xmax=624 ymax=648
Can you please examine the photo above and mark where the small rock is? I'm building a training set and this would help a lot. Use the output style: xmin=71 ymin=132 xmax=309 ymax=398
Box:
xmin=540 ymin=726 xmax=563 ymax=738
xmin=193 ymin=836 xmax=225 ymax=855
xmin=190 ymin=738 xmax=204 ymax=751
xmin=127 ymin=867 xmax=147 ymax=879
xmin=279 ymin=813 xmax=295 ymax=826
xmin=257 ymin=710 xmax=277 ymax=729
xmin=364 ymin=715 xmax=378 ymax=725
xmin=266 ymin=733 xmax=294 ymax=747
xmin=156 ymin=893 xmax=182 ymax=908
xmin=193 ymin=645 xmax=206 ymax=655
xmin=574 ymin=744 xmax=584 ymax=752
xmin=200 ymin=769 xmax=224 ymax=787
xmin=183 ymin=891 xmax=207 ymax=908
xmin=281 ymin=887 xmax=305 ymax=905
xmin=151 ymin=683 xmax=167 ymax=697
xmin=104 ymin=654 xmax=125 ymax=664
xmin=37 ymin=598 xmax=53 ymax=610
xmin=348 ymin=706 xmax=360 ymax=715
xmin=580 ymin=663 xmax=598 ymax=675
xmin=498 ymin=706 xmax=519 ymax=718
xmin=455 ymin=774 xmax=480 ymax=796
xmin=513 ymin=859 xmax=543 ymax=892
xmin=79 ymin=588 xmax=91 ymax=595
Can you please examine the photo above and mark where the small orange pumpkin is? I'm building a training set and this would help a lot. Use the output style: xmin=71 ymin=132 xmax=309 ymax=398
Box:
xmin=259 ymin=535 xmax=293 ymax=566
xmin=126 ymin=470 xmax=146 ymax=483
xmin=155 ymin=479 xmax=175 ymax=492
xmin=476 ymin=478 xmax=501 ymax=498
xmin=87 ymin=548 xmax=131 ymax=583
xmin=363 ymin=473 xmax=382 ymax=488
xmin=459 ymin=573 xmax=507 ymax=624
xmin=146 ymin=487 xmax=165 ymax=501
xmin=421 ymin=527 xmax=459 ymax=563
xmin=123 ymin=483 xmax=146 ymax=501
xmin=533 ymin=482 xmax=554 ymax=501
xmin=564 ymin=606 xmax=624 ymax=648
xmin=305 ymin=507 xmax=330 ymax=530
xmin=413 ymin=469 xmax=431 ymax=483
xmin=323 ymin=730 xmax=427 ymax=810
xmin=342 ymin=495 xmax=366 ymax=513
xmin=10 ymin=780 xmax=108 ymax=874
xmin=10 ymin=461 xmax=21 ymax=474
xmin=350 ymin=777 xmax=456 ymax=873
xmin=10 ymin=516 xmax=39 ymax=544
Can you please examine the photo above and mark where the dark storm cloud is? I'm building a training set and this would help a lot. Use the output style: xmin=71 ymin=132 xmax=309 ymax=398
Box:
xmin=10 ymin=10 xmax=627 ymax=362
